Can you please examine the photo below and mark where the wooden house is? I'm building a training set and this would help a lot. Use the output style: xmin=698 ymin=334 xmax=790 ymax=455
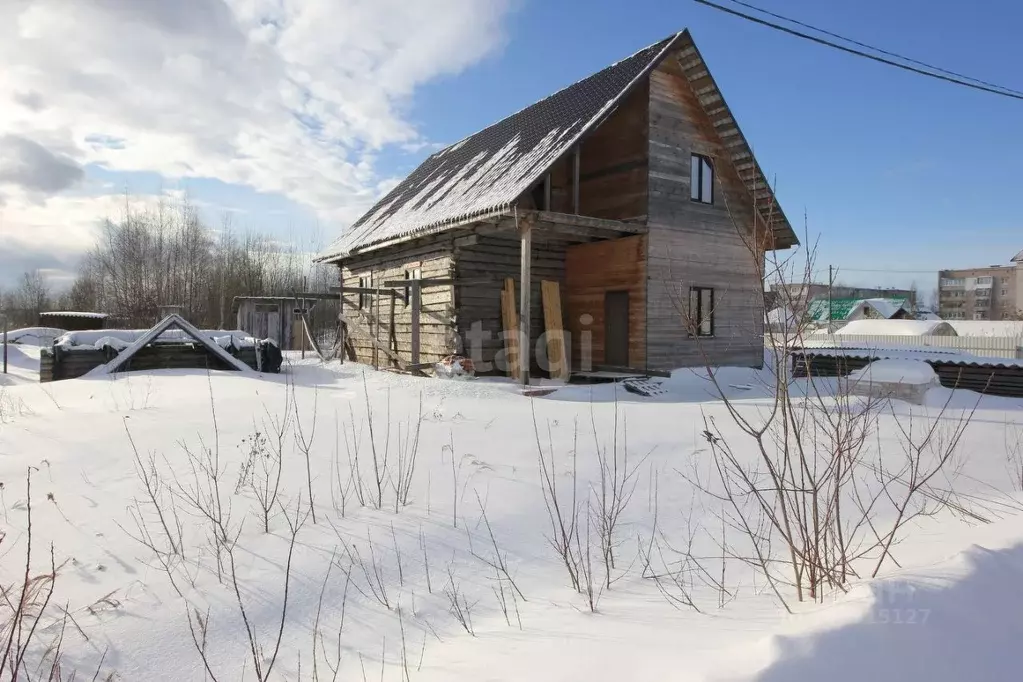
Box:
xmin=317 ymin=30 xmax=797 ymax=380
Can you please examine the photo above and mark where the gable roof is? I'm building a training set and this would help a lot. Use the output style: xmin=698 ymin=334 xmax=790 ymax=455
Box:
xmin=807 ymin=297 xmax=909 ymax=322
xmin=1012 ymin=249 xmax=1023 ymax=263
xmin=319 ymin=30 xmax=795 ymax=262
xmin=90 ymin=314 xmax=253 ymax=375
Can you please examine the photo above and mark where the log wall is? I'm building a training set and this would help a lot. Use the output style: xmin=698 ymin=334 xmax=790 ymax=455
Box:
xmin=564 ymin=235 xmax=647 ymax=368
xmin=340 ymin=237 xmax=460 ymax=367
xmin=454 ymin=233 xmax=567 ymax=374
xmin=645 ymin=57 xmax=764 ymax=370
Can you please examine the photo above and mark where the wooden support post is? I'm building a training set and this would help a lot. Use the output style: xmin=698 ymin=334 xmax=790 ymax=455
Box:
xmin=337 ymin=278 xmax=345 ymax=364
xmin=410 ymin=279 xmax=421 ymax=366
xmin=372 ymin=272 xmax=379 ymax=370
xmin=389 ymin=290 xmax=398 ymax=368
xmin=572 ymin=147 xmax=580 ymax=215
xmin=298 ymin=299 xmax=306 ymax=360
xmin=2 ymin=316 xmax=7 ymax=375
xmin=519 ymin=219 xmax=532 ymax=386
xmin=544 ymin=172 xmax=552 ymax=211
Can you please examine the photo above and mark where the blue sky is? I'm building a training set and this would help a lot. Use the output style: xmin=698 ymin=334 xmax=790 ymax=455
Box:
xmin=2 ymin=0 xmax=1021 ymax=294
xmin=413 ymin=0 xmax=1023 ymax=292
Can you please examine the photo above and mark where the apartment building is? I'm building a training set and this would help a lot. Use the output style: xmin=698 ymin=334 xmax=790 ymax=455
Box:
xmin=938 ymin=250 xmax=1023 ymax=320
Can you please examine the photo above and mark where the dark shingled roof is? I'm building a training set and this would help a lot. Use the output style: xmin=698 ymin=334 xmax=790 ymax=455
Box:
xmin=320 ymin=30 xmax=794 ymax=261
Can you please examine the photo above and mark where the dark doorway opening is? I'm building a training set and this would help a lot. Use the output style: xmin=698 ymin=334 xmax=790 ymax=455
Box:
xmin=604 ymin=290 xmax=630 ymax=366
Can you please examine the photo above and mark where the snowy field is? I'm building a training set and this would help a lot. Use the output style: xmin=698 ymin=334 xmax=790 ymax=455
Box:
xmin=1 ymin=351 xmax=1022 ymax=680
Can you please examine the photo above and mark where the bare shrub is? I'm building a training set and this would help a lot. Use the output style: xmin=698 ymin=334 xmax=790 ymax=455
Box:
xmin=342 ymin=378 xmax=424 ymax=513
xmin=442 ymin=563 xmax=477 ymax=637
xmin=1 ymin=471 xmax=58 ymax=679
xmin=672 ymin=190 xmax=983 ymax=608
xmin=294 ymin=385 xmax=320 ymax=524
xmin=392 ymin=394 xmax=423 ymax=512
xmin=334 ymin=528 xmax=392 ymax=611
xmin=588 ymin=402 xmax=646 ymax=589
xmin=533 ymin=408 xmax=581 ymax=591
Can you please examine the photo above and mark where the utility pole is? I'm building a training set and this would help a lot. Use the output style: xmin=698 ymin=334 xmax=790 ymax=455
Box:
xmin=2 ymin=314 xmax=7 ymax=375
xmin=828 ymin=264 xmax=834 ymax=333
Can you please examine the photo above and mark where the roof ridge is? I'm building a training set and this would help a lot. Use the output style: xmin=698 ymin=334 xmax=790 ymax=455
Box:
xmin=425 ymin=31 xmax=684 ymax=162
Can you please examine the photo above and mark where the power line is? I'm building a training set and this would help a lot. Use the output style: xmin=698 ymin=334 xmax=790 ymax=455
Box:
xmin=827 ymin=267 xmax=941 ymax=275
xmin=721 ymin=0 xmax=1023 ymax=95
xmin=693 ymin=0 xmax=1023 ymax=101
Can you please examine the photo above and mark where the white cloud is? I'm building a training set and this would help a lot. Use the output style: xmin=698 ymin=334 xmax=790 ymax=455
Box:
xmin=0 ymin=0 xmax=512 ymax=274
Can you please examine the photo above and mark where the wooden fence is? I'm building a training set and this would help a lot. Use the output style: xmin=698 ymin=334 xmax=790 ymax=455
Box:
xmin=768 ymin=334 xmax=1023 ymax=360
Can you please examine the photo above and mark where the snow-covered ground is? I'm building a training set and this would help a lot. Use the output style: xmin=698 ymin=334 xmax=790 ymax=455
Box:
xmin=1 ymin=354 xmax=1022 ymax=680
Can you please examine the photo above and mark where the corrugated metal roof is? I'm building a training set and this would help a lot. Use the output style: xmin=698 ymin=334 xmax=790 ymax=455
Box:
xmin=318 ymin=30 xmax=796 ymax=262
xmin=39 ymin=311 xmax=109 ymax=319
xmin=794 ymin=346 xmax=1023 ymax=368
xmin=806 ymin=297 xmax=908 ymax=322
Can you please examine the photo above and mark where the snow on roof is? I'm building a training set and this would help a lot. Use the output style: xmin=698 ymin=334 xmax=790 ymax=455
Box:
xmin=948 ymin=321 xmax=1023 ymax=338
xmin=318 ymin=30 xmax=795 ymax=262
xmin=56 ymin=328 xmax=254 ymax=350
xmin=92 ymin=314 xmax=252 ymax=375
xmin=766 ymin=306 xmax=796 ymax=326
xmin=4 ymin=327 xmax=66 ymax=345
xmin=317 ymin=37 xmax=678 ymax=261
xmin=861 ymin=297 xmax=909 ymax=319
xmin=806 ymin=297 xmax=909 ymax=322
xmin=39 ymin=311 xmax=108 ymax=319
xmin=836 ymin=319 xmax=956 ymax=336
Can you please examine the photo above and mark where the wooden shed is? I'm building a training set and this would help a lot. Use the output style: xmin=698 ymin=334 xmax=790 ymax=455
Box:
xmin=38 ymin=311 xmax=108 ymax=331
xmin=233 ymin=297 xmax=316 ymax=350
xmin=317 ymin=30 xmax=797 ymax=381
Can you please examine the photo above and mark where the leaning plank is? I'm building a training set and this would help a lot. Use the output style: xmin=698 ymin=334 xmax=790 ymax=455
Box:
xmin=95 ymin=314 xmax=252 ymax=375
xmin=340 ymin=313 xmax=405 ymax=369
xmin=541 ymin=280 xmax=570 ymax=381
xmin=500 ymin=277 xmax=520 ymax=379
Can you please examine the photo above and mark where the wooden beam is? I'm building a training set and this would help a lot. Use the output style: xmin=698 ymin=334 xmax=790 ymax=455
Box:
xmin=336 ymin=280 xmax=345 ymax=364
xmin=381 ymin=276 xmax=495 ymax=288
xmin=544 ymin=172 xmax=551 ymax=211
xmin=410 ymin=279 xmax=421 ymax=366
xmin=500 ymin=278 xmax=520 ymax=379
xmin=572 ymin=147 xmax=580 ymax=214
xmin=519 ymin=219 xmax=532 ymax=385
xmin=339 ymin=313 xmax=404 ymax=368
xmin=593 ymin=364 xmax=671 ymax=378
xmin=541 ymin=281 xmax=570 ymax=381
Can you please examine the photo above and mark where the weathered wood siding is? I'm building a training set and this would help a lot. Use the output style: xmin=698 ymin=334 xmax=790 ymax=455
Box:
xmin=454 ymin=233 xmax=567 ymax=374
xmin=524 ymin=83 xmax=649 ymax=221
xmin=645 ymin=57 xmax=764 ymax=370
xmin=340 ymin=238 xmax=459 ymax=366
xmin=578 ymin=83 xmax=649 ymax=220
xmin=564 ymin=235 xmax=647 ymax=368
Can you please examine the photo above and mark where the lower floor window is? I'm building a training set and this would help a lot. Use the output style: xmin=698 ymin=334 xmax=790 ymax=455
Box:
xmin=688 ymin=286 xmax=715 ymax=337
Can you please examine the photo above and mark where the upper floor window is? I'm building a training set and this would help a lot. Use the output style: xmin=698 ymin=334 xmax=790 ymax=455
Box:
xmin=690 ymin=154 xmax=714 ymax=204
xmin=940 ymin=278 xmax=965 ymax=288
